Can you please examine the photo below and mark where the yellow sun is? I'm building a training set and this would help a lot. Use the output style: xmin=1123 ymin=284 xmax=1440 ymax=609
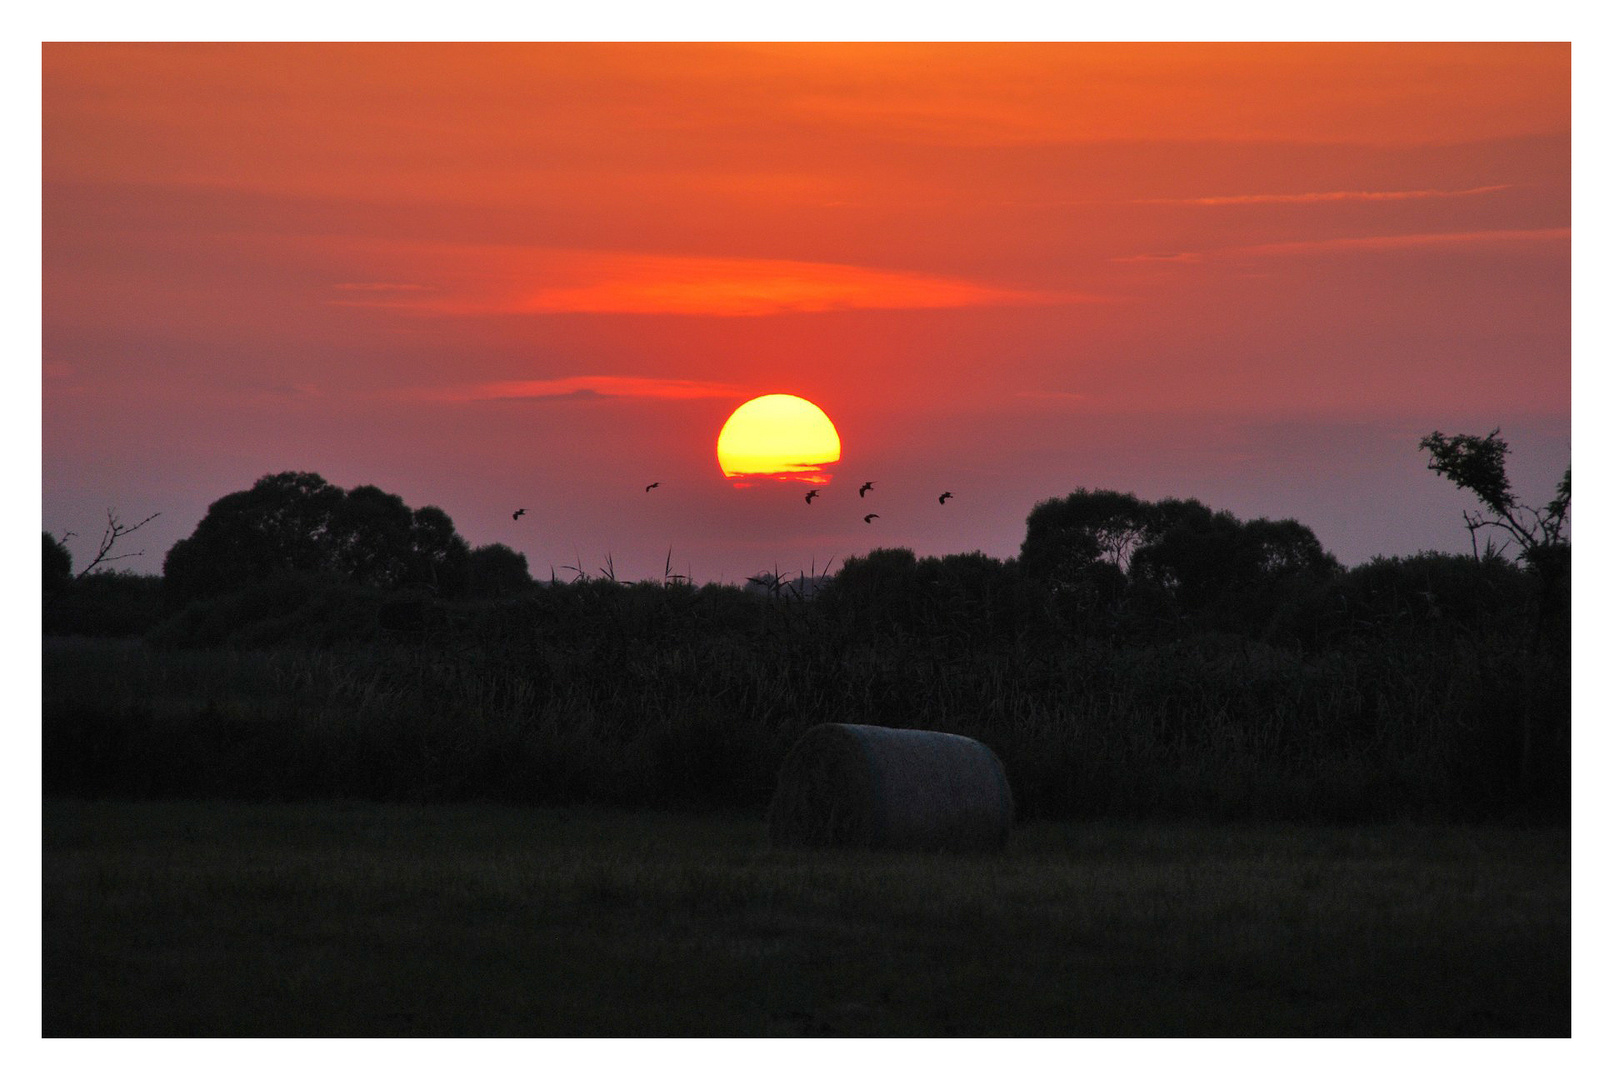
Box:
xmin=717 ymin=394 xmax=841 ymax=485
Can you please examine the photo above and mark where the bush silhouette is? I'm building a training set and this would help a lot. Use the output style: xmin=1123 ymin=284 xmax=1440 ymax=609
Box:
xmin=466 ymin=543 xmax=532 ymax=599
xmin=44 ymin=571 xmax=165 ymax=637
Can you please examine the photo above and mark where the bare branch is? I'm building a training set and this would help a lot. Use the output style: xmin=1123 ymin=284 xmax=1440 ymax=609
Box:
xmin=74 ymin=509 xmax=160 ymax=581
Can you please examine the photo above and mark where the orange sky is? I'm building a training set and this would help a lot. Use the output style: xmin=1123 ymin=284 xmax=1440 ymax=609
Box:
xmin=42 ymin=43 xmax=1570 ymax=582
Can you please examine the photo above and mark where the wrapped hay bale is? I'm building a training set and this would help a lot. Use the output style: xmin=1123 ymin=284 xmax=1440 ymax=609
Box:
xmin=769 ymin=723 xmax=1014 ymax=852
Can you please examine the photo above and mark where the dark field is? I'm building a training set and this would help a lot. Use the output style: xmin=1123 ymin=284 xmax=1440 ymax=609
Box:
xmin=42 ymin=799 xmax=1570 ymax=1037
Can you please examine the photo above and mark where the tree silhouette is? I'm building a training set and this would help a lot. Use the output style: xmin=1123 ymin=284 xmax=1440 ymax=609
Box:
xmin=163 ymin=472 xmax=471 ymax=602
xmin=1020 ymin=489 xmax=1151 ymax=583
xmin=1419 ymin=427 xmax=1569 ymax=652
xmin=43 ymin=532 xmax=72 ymax=595
xmin=1019 ymin=490 xmax=1152 ymax=626
xmin=407 ymin=505 xmax=471 ymax=594
xmin=1131 ymin=502 xmax=1336 ymax=610
xmin=1420 ymin=429 xmax=1570 ymax=795
xmin=1021 ymin=489 xmax=1337 ymax=634
xmin=331 ymin=484 xmax=415 ymax=587
xmin=1419 ymin=429 xmax=1569 ymax=569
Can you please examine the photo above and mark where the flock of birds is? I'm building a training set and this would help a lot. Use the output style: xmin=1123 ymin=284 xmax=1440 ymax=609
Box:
xmin=510 ymin=481 xmax=954 ymax=525
xmin=800 ymin=480 xmax=952 ymax=524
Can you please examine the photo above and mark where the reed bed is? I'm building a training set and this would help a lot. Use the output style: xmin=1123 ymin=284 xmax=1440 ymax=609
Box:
xmin=42 ymin=564 xmax=1566 ymax=821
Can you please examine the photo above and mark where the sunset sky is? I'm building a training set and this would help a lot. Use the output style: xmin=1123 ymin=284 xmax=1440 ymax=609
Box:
xmin=41 ymin=42 xmax=1571 ymax=585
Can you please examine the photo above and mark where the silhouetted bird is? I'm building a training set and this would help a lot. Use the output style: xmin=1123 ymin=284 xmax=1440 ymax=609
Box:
xmin=863 ymin=513 xmax=879 ymax=523
xmin=512 ymin=508 xmax=527 ymax=520
xmin=859 ymin=482 xmax=874 ymax=498
xmin=805 ymin=489 xmax=821 ymax=503
xmin=645 ymin=482 xmax=660 ymax=492
xmin=938 ymin=492 xmax=953 ymax=504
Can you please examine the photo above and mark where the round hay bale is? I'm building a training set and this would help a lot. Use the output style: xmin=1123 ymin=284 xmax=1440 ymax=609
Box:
xmin=768 ymin=724 xmax=1014 ymax=852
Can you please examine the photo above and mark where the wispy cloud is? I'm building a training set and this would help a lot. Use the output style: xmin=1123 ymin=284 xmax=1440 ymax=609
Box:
xmin=413 ymin=376 xmax=750 ymax=404
xmin=251 ymin=382 xmax=323 ymax=399
xmin=1109 ymin=252 xmax=1205 ymax=265
xmin=1113 ymin=227 xmax=1568 ymax=264
xmin=331 ymin=282 xmax=438 ymax=292
xmin=1136 ymin=184 xmax=1511 ymax=206
xmin=326 ymin=249 xmax=1102 ymax=318
xmin=1229 ymin=227 xmax=1569 ymax=257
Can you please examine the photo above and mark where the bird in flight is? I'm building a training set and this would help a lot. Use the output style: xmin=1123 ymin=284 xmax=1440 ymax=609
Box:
xmin=938 ymin=492 xmax=953 ymax=504
xmin=863 ymin=513 xmax=879 ymax=524
xmin=512 ymin=508 xmax=527 ymax=520
xmin=859 ymin=482 xmax=875 ymax=498
xmin=805 ymin=489 xmax=821 ymax=503
xmin=645 ymin=482 xmax=660 ymax=492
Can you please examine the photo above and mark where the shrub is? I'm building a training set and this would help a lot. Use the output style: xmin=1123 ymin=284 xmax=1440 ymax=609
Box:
xmin=466 ymin=543 xmax=533 ymax=598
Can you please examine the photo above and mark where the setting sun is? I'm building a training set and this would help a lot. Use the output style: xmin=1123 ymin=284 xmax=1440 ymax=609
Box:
xmin=717 ymin=394 xmax=841 ymax=485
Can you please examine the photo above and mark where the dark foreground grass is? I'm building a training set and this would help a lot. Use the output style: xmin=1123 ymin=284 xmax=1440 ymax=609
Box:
xmin=43 ymin=799 xmax=1569 ymax=1037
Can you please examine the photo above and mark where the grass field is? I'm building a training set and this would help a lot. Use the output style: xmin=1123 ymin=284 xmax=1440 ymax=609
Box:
xmin=42 ymin=799 xmax=1569 ymax=1036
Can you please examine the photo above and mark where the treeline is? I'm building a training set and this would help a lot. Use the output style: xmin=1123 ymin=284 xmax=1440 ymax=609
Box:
xmin=43 ymin=472 xmax=533 ymax=638
xmin=42 ymin=441 xmax=1570 ymax=822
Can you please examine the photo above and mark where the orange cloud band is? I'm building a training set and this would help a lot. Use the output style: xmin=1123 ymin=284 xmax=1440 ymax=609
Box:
xmin=325 ymin=246 xmax=1101 ymax=318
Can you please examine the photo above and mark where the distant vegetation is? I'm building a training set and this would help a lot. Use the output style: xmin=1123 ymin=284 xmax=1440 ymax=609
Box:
xmin=42 ymin=434 xmax=1569 ymax=822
